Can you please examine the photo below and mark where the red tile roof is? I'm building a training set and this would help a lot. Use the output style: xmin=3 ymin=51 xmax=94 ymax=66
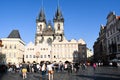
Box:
xmin=116 ymin=16 xmax=120 ymax=19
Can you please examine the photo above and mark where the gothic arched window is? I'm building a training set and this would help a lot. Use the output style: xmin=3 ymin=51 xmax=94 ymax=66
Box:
xmin=40 ymin=25 xmax=42 ymax=31
xmin=58 ymin=24 xmax=60 ymax=30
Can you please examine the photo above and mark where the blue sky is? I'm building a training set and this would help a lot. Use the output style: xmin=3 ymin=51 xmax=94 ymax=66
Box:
xmin=0 ymin=0 xmax=120 ymax=51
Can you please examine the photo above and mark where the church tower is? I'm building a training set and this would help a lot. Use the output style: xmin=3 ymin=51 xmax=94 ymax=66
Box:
xmin=53 ymin=6 xmax=64 ymax=41
xmin=35 ymin=7 xmax=46 ymax=45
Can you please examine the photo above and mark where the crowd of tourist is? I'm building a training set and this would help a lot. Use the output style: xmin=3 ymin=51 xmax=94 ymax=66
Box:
xmin=2 ymin=61 xmax=96 ymax=80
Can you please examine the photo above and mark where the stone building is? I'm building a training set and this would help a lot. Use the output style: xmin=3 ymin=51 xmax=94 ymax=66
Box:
xmin=24 ymin=5 xmax=87 ymax=63
xmin=1 ymin=30 xmax=25 ymax=64
xmin=1 ymin=4 xmax=87 ymax=64
xmin=93 ymin=25 xmax=107 ymax=63
xmin=106 ymin=12 xmax=120 ymax=60
xmin=93 ymin=12 xmax=120 ymax=63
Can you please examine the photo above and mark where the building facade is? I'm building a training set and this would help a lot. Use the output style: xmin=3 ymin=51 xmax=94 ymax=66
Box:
xmin=1 ymin=5 xmax=87 ymax=64
xmin=93 ymin=12 xmax=120 ymax=63
xmin=93 ymin=25 xmax=107 ymax=63
xmin=86 ymin=48 xmax=93 ymax=58
xmin=24 ymin=6 xmax=87 ymax=63
xmin=1 ymin=30 xmax=25 ymax=64
xmin=106 ymin=12 xmax=120 ymax=60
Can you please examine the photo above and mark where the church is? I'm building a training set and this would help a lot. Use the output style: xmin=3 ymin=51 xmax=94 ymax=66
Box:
xmin=24 ymin=5 xmax=87 ymax=63
xmin=1 ymin=3 xmax=87 ymax=64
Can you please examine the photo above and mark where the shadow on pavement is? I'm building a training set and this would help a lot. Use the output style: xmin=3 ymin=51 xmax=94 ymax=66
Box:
xmin=74 ymin=74 xmax=120 ymax=80
xmin=95 ymin=73 xmax=120 ymax=78
xmin=0 ymin=72 xmax=7 ymax=80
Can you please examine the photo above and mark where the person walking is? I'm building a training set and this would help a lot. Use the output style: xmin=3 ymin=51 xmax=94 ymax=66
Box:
xmin=93 ymin=63 xmax=97 ymax=70
xmin=41 ymin=62 xmax=46 ymax=80
xmin=67 ymin=62 xmax=72 ymax=74
xmin=47 ymin=62 xmax=54 ymax=80
xmin=22 ymin=61 xmax=27 ymax=79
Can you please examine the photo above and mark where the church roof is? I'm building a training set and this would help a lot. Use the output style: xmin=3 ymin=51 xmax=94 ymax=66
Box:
xmin=8 ymin=30 xmax=21 ymax=39
xmin=54 ymin=7 xmax=64 ymax=22
xmin=116 ymin=16 xmax=120 ymax=19
xmin=37 ymin=8 xmax=46 ymax=22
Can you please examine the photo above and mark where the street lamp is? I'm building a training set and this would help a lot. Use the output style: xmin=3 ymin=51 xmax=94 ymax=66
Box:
xmin=50 ymin=51 xmax=52 ymax=62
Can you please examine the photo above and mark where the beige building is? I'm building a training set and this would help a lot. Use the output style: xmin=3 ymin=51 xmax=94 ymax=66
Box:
xmin=1 ymin=5 xmax=87 ymax=64
xmin=1 ymin=30 xmax=25 ymax=64
xmin=86 ymin=48 xmax=93 ymax=58
xmin=24 ymin=6 xmax=87 ymax=63
xmin=24 ymin=39 xmax=86 ymax=63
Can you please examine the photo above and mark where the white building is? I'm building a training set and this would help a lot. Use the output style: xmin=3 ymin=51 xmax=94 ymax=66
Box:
xmin=24 ymin=6 xmax=87 ymax=63
xmin=86 ymin=48 xmax=93 ymax=58
xmin=1 ymin=5 xmax=87 ymax=64
xmin=1 ymin=30 xmax=25 ymax=64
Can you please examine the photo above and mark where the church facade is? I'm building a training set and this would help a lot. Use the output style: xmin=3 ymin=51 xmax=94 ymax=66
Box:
xmin=1 ymin=5 xmax=87 ymax=64
xmin=24 ymin=6 xmax=87 ymax=63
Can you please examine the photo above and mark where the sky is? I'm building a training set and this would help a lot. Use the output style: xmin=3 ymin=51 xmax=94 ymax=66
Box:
xmin=0 ymin=0 xmax=120 ymax=51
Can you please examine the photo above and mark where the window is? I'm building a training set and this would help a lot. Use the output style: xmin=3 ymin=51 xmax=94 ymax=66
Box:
xmin=29 ymin=55 xmax=32 ymax=58
xmin=114 ymin=37 xmax=116 ymax=43
xmin=48 ymin=55 xmax=50 ymax=58
xmin=110 ymin=29 xmax=112 ymax=35
xmin=54 ymin=55 xmax=56 ymax=58
xmin=40 ymin=25 xmax=42 ymax=31
xmin=5 ymin=45 xmax=7 ymax=49
xmin=33 ymin=55 xmax=35 ymax=58
xmin=58 ymin=24 xmax=60 ymax=30
xmin=14 ymin=45 xmax=16 ymax=49
xmin=117 ymin=35 xmax=120 ymax=42
xmin=44 ymin=55 xmax=46 ymax=58
xmin=118 ymin=44 xmax=120 ymax=52
xmin=26 ymin=55 xmax=28 ymax=58
xmin=107 ymin=32 xmax=109 ymax=37
xmin=41 ymin=55 xmax=43 ymax=58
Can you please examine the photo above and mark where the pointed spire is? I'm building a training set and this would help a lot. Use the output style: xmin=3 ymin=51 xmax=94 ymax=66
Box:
xmin=37 ymin=0 xmax=46 ymax=22
xmin=54 ymin=0 xmax=64 ymax=22
xmin=39 ymin=8 xmax=45 ymax=20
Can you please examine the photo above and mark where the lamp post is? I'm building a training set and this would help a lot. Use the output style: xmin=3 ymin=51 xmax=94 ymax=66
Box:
xmin=50 ymin=51 xmax=52 ymax=62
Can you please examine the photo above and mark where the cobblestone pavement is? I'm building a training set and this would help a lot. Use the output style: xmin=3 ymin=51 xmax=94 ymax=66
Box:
xmin=0 ymin=66 xmax=120 ymax=80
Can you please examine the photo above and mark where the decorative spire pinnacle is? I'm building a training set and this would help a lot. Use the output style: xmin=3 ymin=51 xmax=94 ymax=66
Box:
xmin=37 ymin=0 xmax=46 ymax=22
xmin=58 ymin=0 xmax=60 ymax=8
xmin=53 ymin=0 xmax=64 ymax=22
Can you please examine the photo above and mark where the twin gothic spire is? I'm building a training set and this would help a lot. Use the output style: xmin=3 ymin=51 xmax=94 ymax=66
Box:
xmin=37 ymin=3 xmax=64 ymax=23
xmin=37 ymin=8 xmax=46 ymax=22
xmin=54 ymin=6 xmax=64 ymax=22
